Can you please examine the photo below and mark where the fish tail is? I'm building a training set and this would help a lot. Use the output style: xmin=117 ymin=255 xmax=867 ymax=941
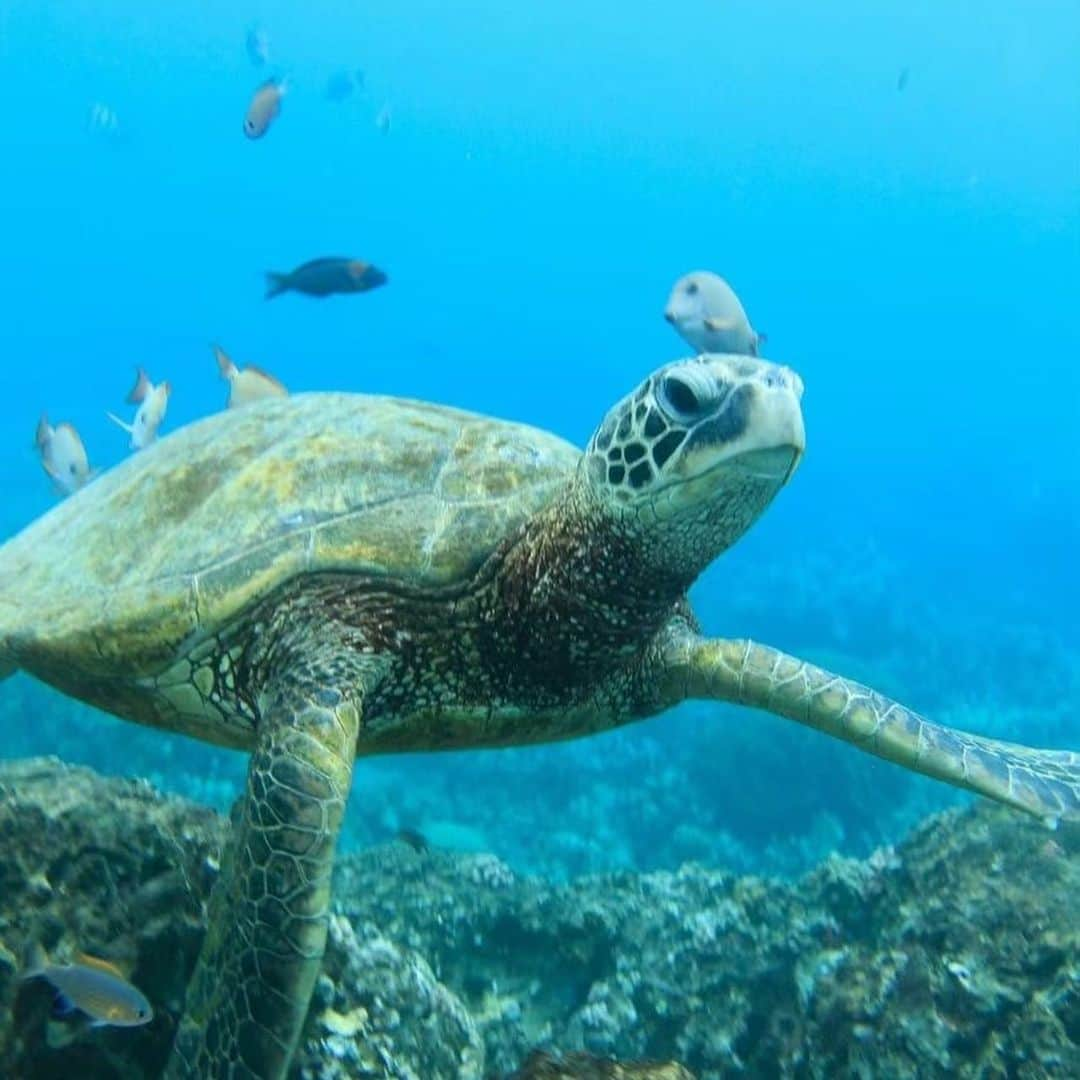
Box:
xmin=34 ymin=413 xmax=52 ymax=450
xmin=20 ymin=941 xmax=48 ymax=979
xmin=264 ymin=272 xmax=290 ymax=300
xmin=106 ymin=411 xmax=133 ymax=434
xmin=214 ymin=344 xmax=237 ymax=379
xmin=125 ymin=367 xmax=152 ymax=404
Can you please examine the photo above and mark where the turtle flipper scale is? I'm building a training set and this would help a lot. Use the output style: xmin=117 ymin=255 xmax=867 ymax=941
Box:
xmin=671 ymin=636 xmax=1079 ymax=825
xmin=166 ymin=659 xmax=386 ymax=1079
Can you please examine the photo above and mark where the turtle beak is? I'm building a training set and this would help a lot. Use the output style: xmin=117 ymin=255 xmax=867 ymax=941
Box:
xmin=783 ymin=447 xmax=803 ymax=486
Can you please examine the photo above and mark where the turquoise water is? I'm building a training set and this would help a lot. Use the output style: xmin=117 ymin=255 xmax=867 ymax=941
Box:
xmin=1 ymin=1 xmax=1077 ymax=877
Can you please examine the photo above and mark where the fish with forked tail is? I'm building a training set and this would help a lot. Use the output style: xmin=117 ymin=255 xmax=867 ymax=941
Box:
xmin=214 ymin=344 xmax=288 ymax=408
xmin=34 ymin=415 xmax=93 ymax=495
xmin=107 ymin=367 xmax=170 ymax=450
xmin=265 ymin=256 xmax=388 ymax=299
xmin=21 ymin=943 xmax=153 ymax=1028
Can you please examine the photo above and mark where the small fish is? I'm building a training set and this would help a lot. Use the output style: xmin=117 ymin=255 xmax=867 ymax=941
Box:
xmin=897 ymin=67 xmax=910 ymax=92
xmin=245 ymin=26 xmax=270 ymax=68
xmin=324 ymin=70 xmax=356 ymax=103
xmin=107 ymin=367 xmax=170 ymax=450
xmin=663 ymin=271 xmax=765 ymax=356
xmin=265 ymin=257 xmax=388 ymax=300
xmin=21 ymin=944 xmax=153 ymax=1028
xmin=244 ymin=79 xmax=285 ymax=140
xmin=396 ymin=828 xmax=429 ymax=854
xmin=34 ymin=415 xmax=92 ymax=495
xmin=375 ymin=103 xmax=392 ymax=136
xmin=214 ymin=344 xmax=288 ymax=408
xmin=87 ymin=101 xmax=120 ymax=137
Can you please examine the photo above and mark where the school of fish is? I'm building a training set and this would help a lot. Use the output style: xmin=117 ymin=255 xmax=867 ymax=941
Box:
xmin=35 ymin=27 xmax=765 ymax=500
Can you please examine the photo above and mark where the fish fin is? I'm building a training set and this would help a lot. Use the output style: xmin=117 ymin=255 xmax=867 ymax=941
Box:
xmin=34 ymin=414 xmax=52 ymax=450
xmin=50 ymin=991 xmax=78 ymax=1019
xmin=264 ymin=272 xmax=290 ymax=299
xmin=245 ymin=364 xmax=288 ymax=393
xmin=125 ymin=367 xmax=151 ymax=404
xmin=214 ymin=344 xmax=238 ymax=380
xmin=703 ymin=316 xmax=738 ymax=332
xmin=21 ymin=941 xmax=49 ymax=979
xmin=74 ymin=952 xmax=129 ymax=980
xmin=106 ymin=411 xmax=133 ymax=434
xmin=160 ymin=381 xmax=172 ymax=399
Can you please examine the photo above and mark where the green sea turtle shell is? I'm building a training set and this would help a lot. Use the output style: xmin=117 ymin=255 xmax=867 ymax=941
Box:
xmin=0 ymin=392 xmax=581 ymax=681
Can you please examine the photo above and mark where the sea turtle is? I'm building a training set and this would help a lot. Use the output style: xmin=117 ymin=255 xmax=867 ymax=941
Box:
xmin=0 ymin=354 xmax=1076 ymax=1078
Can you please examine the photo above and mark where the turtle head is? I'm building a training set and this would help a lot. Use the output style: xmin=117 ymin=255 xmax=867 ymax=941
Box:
xmin=582 ymin=354 xmax=805 ymax=578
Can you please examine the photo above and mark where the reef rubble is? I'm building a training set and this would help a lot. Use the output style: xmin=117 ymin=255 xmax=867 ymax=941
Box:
xmin=0 ymin=757 xmax=1075 ymax=1078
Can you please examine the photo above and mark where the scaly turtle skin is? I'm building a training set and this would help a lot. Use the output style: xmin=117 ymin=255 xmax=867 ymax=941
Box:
xmin=0 ymin=355 xmax=1076 ymax=1078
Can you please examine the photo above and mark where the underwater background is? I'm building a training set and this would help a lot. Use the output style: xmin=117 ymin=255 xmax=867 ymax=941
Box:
xmin=0 ymin=0 xmax=1077 ymax=879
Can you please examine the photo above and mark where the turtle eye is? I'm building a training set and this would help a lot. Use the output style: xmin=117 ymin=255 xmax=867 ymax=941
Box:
xmin=661 ymin=374 xmax=705 ymax=419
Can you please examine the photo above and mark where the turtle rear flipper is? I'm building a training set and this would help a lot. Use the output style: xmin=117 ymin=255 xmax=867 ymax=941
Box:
xmin=671 ymin=635 xmax=1079 ymax=825
xmin=166 ymin=648 xmax=389 ymax=1079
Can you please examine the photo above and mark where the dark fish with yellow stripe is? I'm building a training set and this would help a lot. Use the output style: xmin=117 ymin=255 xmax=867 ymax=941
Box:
xmin=265 ymin=256 xmax=388 ymax=299
xmin=21 ymin=944 xmax=153 ymax=1027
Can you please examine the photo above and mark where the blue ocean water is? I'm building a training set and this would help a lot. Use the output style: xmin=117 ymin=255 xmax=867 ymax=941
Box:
xmin=1 ymin=1 xmax=1077 ymax=877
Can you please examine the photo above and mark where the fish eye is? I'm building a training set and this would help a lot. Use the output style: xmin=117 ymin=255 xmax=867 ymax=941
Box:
xmin=69 ymin=464 xmax=77 ymax=474
xmin=685 ymin=282 xmax=699 ymax=296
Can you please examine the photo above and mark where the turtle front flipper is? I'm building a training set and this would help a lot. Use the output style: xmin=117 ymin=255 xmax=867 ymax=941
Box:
xmin=167 ymin=654 xmax=388 ymax=1080
xmin=668 ymin=635 xmax=1079 ymax=825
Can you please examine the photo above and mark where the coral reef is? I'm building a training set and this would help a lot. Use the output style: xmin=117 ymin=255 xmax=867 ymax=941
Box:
xmin=506 ymin=1051 xmax=694 ymax=1079
xmin=0 ymin=757 xmax=1076 ymax=1078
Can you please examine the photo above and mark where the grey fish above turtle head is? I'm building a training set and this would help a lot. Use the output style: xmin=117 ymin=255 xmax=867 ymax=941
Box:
xmin=664 ymin=270 xmax=764 ymax=357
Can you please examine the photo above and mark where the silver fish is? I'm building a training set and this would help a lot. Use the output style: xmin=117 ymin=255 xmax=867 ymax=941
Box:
xmin=87 ymin=101 xmax=120 ymax=138
xmin=214 ymin=344 xmax=288 ymax=408
xmin=107 ymin=367 xmax=170 ymax=450
xmin=34 ymin=415 xmax=92 ymax=495
xmin=246 ymin=26 xmax=269 ymax=68
xmin=22 ymin=944 xmax=153 ymax=1028
xmin=663 ymin=270 xmax=764 ymax=356
xmin=244 ymin=79 xmax=285 ymax=140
